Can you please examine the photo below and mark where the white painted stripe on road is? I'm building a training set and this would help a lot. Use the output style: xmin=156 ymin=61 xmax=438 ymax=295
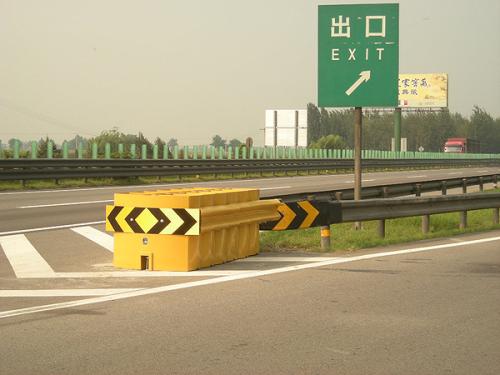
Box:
xmin=407 ymin=175 xmax=427 ymax=178
xmin=18 ymin=200 xmax=113 ymax=209
xmin=0 ymin=289 xmax=143 ymax=297
xmin=71 ymin=227 xmax=114 ymax=252
xmin=447 ymin=172 xmax=461 ymax=175
xmin=50 ymin=270 xmax=256 ymax=278
xmin=259 ymin=186 xmax=291 ymax=190
xmin=0 ymin=234 xmax=55 ymax=278
xmin=3 ymin=233 xmax=500 ymax=319
xmin=0 ymin=221 xmax=106 ymax=237
xmin=235 ymin=256 xmax=337 ymax=262
xmin=344 ymin=179 xmax=376 ymax=183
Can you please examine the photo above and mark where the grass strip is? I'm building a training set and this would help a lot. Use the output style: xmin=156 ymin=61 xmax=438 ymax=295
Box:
xmin=260 ymin=208 xmax=500 ymax=253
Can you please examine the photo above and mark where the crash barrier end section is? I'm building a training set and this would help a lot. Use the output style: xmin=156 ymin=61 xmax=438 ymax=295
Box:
xmin=259 ymin=200 xmax=342 ymax=231
xmin=106 ymin=188 xmax=279 ymax=271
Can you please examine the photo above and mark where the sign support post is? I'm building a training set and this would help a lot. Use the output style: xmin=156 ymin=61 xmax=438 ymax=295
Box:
xmin=354 ymin=106 xmax=363 ymax=229
xmin=394 ymin=107 xmax=402 ymax=152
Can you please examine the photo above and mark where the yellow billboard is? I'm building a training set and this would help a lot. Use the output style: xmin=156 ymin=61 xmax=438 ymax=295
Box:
xmin=398 ymin=73 xmax=448 ymax=108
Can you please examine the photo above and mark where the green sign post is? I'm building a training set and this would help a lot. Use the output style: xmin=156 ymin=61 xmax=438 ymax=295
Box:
xmin=318 ymin=3 xmax=399 ymax=107
xmin=317 ymin=4 xmax=399 ymax=232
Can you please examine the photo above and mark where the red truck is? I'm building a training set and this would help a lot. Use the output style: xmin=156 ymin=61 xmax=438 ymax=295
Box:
xmin=443 ymin=138 xmax=481 ymax=153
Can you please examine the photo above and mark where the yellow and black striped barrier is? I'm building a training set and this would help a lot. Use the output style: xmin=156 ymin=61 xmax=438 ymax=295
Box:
xmin=105 ymin=188 xmax=280 ymax=272
xmin=106 ymin=206 xmax=199 ymax=235
xmin=259 ymin=200 xmax=342 ymax=231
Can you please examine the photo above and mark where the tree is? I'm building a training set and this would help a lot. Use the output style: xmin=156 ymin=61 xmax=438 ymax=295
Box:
xmin=154 ymin=137 xmax=166 ymax=148
xmin=167 ymin=138 xmax=178 ymax=149
xmin=210 ymin=135 xmax=226 ymax=148
xmin=469 ymin=106 xmax=497 ymax=152
xmin=309 ymin=134 xmax=346 ymax=149
xmin=37 ymin=136 xmax=58 ymax=158
xmin=228 ymin=138 xmax=242 ymax=148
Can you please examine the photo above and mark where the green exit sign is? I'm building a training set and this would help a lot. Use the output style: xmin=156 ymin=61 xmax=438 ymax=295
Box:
xmin=318 ymin=4 xmax=399 ymax=107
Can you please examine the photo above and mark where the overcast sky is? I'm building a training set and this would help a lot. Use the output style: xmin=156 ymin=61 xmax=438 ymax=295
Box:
xmin=1 ymin=0 xmax=499 ymax=145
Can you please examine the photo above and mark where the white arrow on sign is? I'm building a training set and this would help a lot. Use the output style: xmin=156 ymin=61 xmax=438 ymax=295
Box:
xmin=345 ymin=70 xmax=371 ymax=96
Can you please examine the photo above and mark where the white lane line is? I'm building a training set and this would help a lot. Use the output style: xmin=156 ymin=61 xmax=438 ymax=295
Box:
xmin=0 ymin=289 xmax=143 ymax=297
xmin=259 ymin=186 xmax=291 ymax=190
xmin=343 ymin=179 xmax=376 ymax=183
xmin=49 ymin=270 xmax=256 ymax=278
xmin=447 ymin=172 xmax=461 ymax=175
xmin=235 ymin=256 xmax=337 ymax=262
xmin=407 ymin=175 xmax=427 ymax=178
xmin=0 ymin=234 xmax=55 ymax=278
xmin=71 ymin=227 xmax=114 ymax=252
xmin=3 ymin=234 xmax=499 ymax=319
xmin=18 ymin=200 xmax=112 ymax=209
xmin=0 ymin=221 xmax=106 ymax=237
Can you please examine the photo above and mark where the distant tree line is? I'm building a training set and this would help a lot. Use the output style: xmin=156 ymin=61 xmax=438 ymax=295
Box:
xmin=307 ymin=103 xmax=500 ymax=153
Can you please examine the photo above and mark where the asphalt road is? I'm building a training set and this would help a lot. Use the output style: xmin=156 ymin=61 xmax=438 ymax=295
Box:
xmin=1 ymin=231 xmax=499 ymax=375
xmin=1 ymin=166 xmax=500 ymax=374
xmin=1 ymin=166 xmax=499 ymax=233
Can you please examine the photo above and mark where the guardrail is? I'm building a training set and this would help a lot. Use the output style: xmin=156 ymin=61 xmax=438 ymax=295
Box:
xmin=260 ymin=192 xmax=500 ymax=248
xmin=269 ymin=175 xmax=499 ymax=202
xmin=1 ymin=158 xmax=500 ymax=182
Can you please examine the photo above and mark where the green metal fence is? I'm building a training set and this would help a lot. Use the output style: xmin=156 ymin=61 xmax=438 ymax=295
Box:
xmin=0 ymin=139 xmax=499 ymax=160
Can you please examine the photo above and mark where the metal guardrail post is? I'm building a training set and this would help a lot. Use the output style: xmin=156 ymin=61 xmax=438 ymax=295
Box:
xmin=378 ymin=187 xmax=389 ymax=237
xmin=494 ymin=208 xmax=499 ymax=225
xmin=415 ymin=183 xmax=430 ymax=233
xmin=479 ymin=177 xmax=484 ymax=192
xmin=441 ymin=181 xmax=447 ymax=195
xmin=320 ymin=226 xmax=331 ymax=249
xmin=460 ymin=179 xmax=467 ymax=230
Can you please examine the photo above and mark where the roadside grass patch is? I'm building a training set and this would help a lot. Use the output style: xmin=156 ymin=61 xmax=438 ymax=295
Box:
xmin=260 ymin=208 xmax=500 ymax=252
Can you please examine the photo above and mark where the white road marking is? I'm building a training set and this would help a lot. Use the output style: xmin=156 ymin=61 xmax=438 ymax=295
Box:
xmin=18 ymin=200 xmax=112 ymax=209
xmin=236 ymin=256 xmax=337 ymax=262
xmin=259 ymin=186 xmax=291 ymax=190
xmin=343 ymin=179 xmax=376 ymax=183
xmin=71 ymin=226 xmax=114 ymax=252
xmin=0 ymin=289 xmax=143 ymax=297
xmin=407 ymin=175 xmax=427 ymax=178
xmin=0 ymin=221 xmax=106 ymax=236
xmin=2 ymin=234 xmax=499 ymax=319
xmin=447 ymin=172 xmax=461 ymax=175
xmin=0 ymin=234 xmax=55 ymax=278
xmin=50 ymin=270 xmax=256 ymax=278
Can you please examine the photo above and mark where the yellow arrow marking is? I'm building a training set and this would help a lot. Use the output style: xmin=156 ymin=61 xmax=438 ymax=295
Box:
xmin=115 ymin=206 xmax=134 ymax=233
xmin=298 ymin=201 xmax=319 ymax=228
xmin=105 ymin=205 xmax=115 ymax=232
xmin=273 ymin=203 xmax=296 ymax=231
xmin=159 ymin=208 xmax=184 ymax=235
